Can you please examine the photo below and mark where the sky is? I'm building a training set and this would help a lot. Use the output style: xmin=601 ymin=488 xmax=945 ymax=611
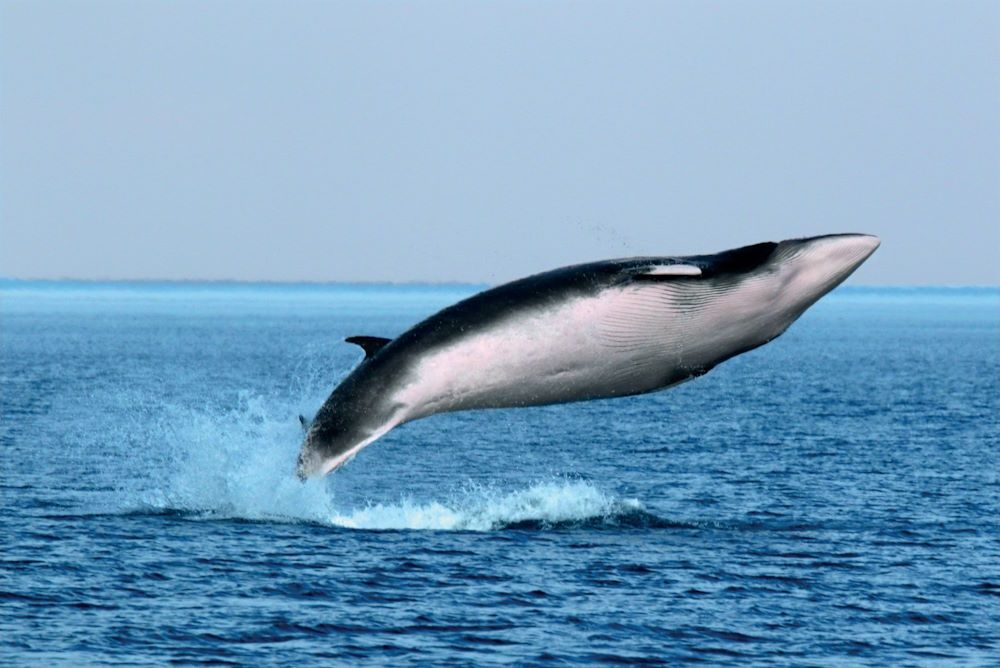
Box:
xmin=1 ymin=1 xmax=997 ymax=285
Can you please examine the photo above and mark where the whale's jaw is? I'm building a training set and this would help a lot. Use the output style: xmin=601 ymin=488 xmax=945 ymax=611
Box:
xmin=773 ymin=234 xmax=881 ymax=318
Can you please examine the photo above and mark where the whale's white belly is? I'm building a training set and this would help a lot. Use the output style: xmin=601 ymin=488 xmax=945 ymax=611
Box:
xmin=394 ymin=280 xmax=766 ymax=421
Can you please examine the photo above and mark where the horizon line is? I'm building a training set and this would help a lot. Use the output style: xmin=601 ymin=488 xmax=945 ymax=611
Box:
xmin=0 ymin=276 xmax=997 ymax=290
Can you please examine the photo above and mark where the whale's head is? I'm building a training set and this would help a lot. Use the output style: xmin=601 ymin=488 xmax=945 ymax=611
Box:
xmin=681 ymin=233 xmax=880 ymax=361
xmin=766 ymin=233 xmax=881 ymax=318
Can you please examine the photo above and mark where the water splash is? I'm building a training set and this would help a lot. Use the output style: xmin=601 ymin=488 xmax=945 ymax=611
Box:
xmin=135 ymin=392 xmax=334 ymax=523
xmin=122 ymin=392 xmax=647 ymax=531
xmin=330 ymin=481 xmax=645 ymax=531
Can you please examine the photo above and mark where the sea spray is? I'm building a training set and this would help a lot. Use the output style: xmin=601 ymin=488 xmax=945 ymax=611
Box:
xmin=330 ymin=480 xmax=643 ymax=531
xmin=123 ymin=390 xmax=644 ymax=530
xmin=136 ymin=391 xmax=334 ymax=523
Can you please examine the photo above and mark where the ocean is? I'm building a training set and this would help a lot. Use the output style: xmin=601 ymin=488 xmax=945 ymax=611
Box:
xmin=1 ymin=281 xmax=997 ymax=665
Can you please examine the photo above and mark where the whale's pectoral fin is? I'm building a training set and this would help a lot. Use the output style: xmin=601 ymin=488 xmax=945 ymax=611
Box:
xmin=634 ymin=263 xmax=702 ymax=280
xmin=345 ymin=335 xmax=393 ymax=359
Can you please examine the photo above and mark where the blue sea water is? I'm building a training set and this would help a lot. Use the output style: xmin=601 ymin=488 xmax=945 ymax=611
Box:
xmin=1 ymin=281 xmax=997 ymax=665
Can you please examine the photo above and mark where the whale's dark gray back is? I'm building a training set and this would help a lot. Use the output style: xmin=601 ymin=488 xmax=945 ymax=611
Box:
xmin=321 ymin=241 xmax=783 ymax=429
xmin=372 ymin=240 xmax=780 ymax=364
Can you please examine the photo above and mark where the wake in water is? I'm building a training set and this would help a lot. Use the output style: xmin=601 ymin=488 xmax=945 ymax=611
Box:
xmin=116 ymin=391 xmax=654 ymax=531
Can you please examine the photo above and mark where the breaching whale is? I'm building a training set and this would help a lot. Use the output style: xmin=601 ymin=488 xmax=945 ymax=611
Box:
xmin=296 ymin=233 xmax=879 ymax=479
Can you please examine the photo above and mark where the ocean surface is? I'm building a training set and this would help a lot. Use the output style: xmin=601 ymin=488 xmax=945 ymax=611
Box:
xmin=1 ymin=281 xmax=997 ymax=665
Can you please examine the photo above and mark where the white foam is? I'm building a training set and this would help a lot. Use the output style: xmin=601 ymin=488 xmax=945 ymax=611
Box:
xmin=331 ymin=481 xmax=643 ymax=531
xmin=129 ymin=391 xmax=642 ymax=531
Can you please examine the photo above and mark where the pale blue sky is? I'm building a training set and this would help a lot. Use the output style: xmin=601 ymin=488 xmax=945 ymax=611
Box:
xmin=1 ymin=1 xmax=997 ymax=284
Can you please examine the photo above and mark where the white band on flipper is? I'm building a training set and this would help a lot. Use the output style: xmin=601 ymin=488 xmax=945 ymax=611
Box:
xmin=641 ymin=264 xmax=702 ymax=277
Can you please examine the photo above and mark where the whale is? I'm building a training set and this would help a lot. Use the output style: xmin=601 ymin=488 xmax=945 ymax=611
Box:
xmin=296 ymin=233 xmax=880 ymax=479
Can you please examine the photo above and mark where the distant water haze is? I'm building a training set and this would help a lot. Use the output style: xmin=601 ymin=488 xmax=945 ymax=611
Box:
xmin=1 ymin=1 xmax=997 ymax=285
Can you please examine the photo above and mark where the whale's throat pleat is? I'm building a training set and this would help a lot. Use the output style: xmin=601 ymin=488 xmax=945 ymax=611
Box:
xmin=398 ymin=280 xmax=728 ymax=418
xmin=593 ymin=280 xmax=722 ymax=389
xmin=597 ymin=280 xmax=712 ymax=352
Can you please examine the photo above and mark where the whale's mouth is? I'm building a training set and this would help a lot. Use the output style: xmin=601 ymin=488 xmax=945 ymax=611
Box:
xmin=777 ymin=234 xmax=880 ymax=274
xmin=758 ymin=234 xmax=877 ymax=303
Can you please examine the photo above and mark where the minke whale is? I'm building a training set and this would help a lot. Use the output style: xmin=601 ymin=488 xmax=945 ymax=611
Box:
xmin=296 ymin=233 xmax=879 ymax=479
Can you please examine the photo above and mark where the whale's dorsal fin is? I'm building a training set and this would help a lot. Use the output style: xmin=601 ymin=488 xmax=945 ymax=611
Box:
xmin=635 ymin=263 xmax=702 ymax=280
xmin=345 ymin=335 xmax=392 ymax=359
